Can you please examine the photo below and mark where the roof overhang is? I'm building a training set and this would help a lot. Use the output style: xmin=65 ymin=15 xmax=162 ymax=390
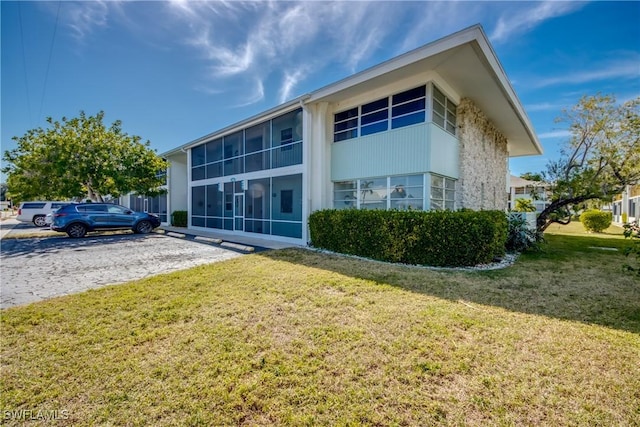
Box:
xmin=307 ymin=25 xmax=542 ymax=158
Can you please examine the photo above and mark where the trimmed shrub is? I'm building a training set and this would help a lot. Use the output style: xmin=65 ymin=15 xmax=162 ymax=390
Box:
xmin=506 ymin=212 xmax=543 ymax=252
xmin=171 ymin=210 xmax=188 ymax=227
xmin=309 ymin=209 xmax=507 ymax=267
xmin=579 ymin=209 xmax=612 ymax=232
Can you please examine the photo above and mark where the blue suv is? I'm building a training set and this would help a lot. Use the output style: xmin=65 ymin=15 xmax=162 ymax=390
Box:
xmin=51 ymin=203 xmax=161 ymax=238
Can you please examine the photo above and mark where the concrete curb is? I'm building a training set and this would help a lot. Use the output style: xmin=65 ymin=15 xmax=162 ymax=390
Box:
xmin=158 ymin=227 xmax=258 ymax=253
xmin=221 ymin=242 xmax=255 ymax=253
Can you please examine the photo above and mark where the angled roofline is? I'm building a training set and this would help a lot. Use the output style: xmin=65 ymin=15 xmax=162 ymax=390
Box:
xmin=306 ymin=24 xmax=542 ymax=156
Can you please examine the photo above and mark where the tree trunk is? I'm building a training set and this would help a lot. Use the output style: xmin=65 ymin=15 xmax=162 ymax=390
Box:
xmin=85 ymin=182 xmax=104 ymax=202
xmin=536 ymin=195 xmax=598 ymax=232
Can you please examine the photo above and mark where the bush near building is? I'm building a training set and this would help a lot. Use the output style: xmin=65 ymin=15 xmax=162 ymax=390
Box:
xmin=580 ymin=209 xmax=612 ymax=232
xmin=309 ymin=209 xmax=507 ymax=267
xmin=171 ymin=211 xmax=188 ymax=227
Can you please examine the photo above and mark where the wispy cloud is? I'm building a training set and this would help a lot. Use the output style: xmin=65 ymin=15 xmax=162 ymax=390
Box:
xmin=533 ymin=55 xmax=640 ymax=88
xmin=279 ymin=69 xmax=307 ymax=104
xmin=525 ymin=102 xmax=565 ymax=112
xmin=538 ymin=130 xmax=571 ymax=139
xmin=162 ymin=1 xmax=406 ymax=105
xmin=53 ymin=0 xmax=610 ymax=110
xmin=61 ymin=1 xmax=111 ymax=41
xmin=490 ymin=1 xmax=585 ymax=44
xmin=234 ymin=79 xmax=265 ymax=107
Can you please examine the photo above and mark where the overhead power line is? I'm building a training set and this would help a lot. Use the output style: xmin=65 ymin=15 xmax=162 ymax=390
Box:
xmin=38 ymin=1 xmax=62 ymax=123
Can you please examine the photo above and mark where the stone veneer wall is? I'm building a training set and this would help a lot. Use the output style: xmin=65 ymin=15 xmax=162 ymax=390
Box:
xmin=456 ymin=98 xmax=509 ymax=210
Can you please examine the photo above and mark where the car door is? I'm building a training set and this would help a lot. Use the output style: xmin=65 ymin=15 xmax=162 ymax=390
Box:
xmin=107 ymin=205 xmax=136 ymax=228
xmin=77 ymin=204 xmax=110 ymax=227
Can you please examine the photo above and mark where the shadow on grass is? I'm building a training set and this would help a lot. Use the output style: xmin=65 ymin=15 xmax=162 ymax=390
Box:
xmin=258 ymin=233 xmax=640 ymax=334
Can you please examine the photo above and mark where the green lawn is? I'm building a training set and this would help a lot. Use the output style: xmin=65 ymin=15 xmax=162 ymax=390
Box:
xmin=1 ymin=223 xmax=639 ymax=426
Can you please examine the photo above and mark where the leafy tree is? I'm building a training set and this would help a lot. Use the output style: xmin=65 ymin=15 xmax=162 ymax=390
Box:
xmin=514 ymin=198 xmax=537 ymax=212
xmin=537 ymin=94 xmax=640 ymax=231
xmin=2 ymin=111 xmax=166 ymax=202
xmin=520 ymin=172 xmax=543 ymax=182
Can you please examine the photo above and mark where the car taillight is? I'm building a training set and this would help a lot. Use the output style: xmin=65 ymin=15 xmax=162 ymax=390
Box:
xmin=18 ymin=209 xmax=22 ymax=215
xmin=54 ymin=213 xmax=67 ymax=218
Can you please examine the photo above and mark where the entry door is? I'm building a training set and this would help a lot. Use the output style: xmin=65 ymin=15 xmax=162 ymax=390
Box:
xmin=234 ymin=194 xmax=244 ymax=231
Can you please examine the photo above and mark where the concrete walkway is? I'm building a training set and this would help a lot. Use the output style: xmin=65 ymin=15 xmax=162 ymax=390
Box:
xmin=158 ymin=225 xmax=301 ymax=251
xmin=0 ymin=217 xmax=20 ymax=239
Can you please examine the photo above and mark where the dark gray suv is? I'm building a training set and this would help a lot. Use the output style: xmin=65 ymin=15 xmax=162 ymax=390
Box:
xmin=51 ymin=203 xmax=161 ymax=238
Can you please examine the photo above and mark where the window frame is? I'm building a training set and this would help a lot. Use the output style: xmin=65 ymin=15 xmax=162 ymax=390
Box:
xmin=432 ymin=85 xmax=457 ymax=136
xmin=430 ymin=174 xmax=456 ymax=211
xmin=333 ymin=174 xmax=425 ymax=211
xmin=332 ymin=85 xmax=430 ymax=142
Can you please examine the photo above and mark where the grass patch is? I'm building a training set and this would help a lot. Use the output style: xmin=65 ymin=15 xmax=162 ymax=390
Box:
xmin=1 ymin=225 xmax=639 ymax=425
xmin=543 ymin=220 xmax=624 ymax=238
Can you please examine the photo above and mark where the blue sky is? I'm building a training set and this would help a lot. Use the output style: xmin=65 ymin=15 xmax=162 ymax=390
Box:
xmin=2 ymin=1 xmax=639 ymax=182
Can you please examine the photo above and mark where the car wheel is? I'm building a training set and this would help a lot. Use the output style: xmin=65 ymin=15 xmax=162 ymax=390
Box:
xmin=33 ymin=215 xmax=47 ymax=227
xmin=66 ymin=223 xmax=87 ymax=238
xmin=135 ymin=220 xmax=153 ymax=234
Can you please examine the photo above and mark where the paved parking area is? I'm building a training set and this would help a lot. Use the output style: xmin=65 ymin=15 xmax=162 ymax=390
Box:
xmin=0 ymin=228 xmax=243 ymax=309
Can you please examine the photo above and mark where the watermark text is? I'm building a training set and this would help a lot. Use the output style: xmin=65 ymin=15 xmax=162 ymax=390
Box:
xmin=3 ymin=409 xmax=69 ymax=421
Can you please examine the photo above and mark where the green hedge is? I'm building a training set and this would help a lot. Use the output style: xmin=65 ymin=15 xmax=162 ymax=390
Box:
xmin=171 ymin=210 xmax=188 ymax=227
xmin=580 ymin=209 xmax=612 ymax=232
xmin=309 ymin=209 xmax=507 ymax=267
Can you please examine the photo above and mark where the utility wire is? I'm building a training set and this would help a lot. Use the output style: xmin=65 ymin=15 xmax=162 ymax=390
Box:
xmin=38 ymin=1 xmax=62 ymax=124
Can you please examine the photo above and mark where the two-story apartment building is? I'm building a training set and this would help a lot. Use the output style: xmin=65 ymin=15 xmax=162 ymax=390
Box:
xmin=160 ymin=25 xmax=542 ymax=245
xmin=612 ymin=185 xmax=640 ymax=224
xmin=508 ymin=175 xmax=551 ymax=212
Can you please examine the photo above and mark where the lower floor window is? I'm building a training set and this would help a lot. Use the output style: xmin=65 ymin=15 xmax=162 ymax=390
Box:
xmin=191 ymin=173 xmax=302 ymax=238
xmin=129 ymin=193 xmax=168 ymax=222
xmin=430 ymin=175 xmax=456 ymax=211
xmin=333 ymin=173 xmax=456 ymax=211
xmin=333 ymin=174 xmax=425 ymax=211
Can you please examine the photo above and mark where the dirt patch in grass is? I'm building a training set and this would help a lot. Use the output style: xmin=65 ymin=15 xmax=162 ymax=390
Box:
xmin=1 ymin=228 xmax=639 ymax=425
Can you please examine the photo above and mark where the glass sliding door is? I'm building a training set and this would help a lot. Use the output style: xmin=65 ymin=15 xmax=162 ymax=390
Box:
xmin=234 ymin=193 xmax=244 ymax=231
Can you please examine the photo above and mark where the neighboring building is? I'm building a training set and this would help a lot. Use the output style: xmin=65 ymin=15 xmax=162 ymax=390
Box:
xmin=612 ymin=185 xmax=640 ymax=224
xmin=161 ymin=25 xmax=542 ymax=244
xmin=117 ymin=169 xmax=169 ymax=223
xmin=508 ymin=175 xmax=551 ymax=212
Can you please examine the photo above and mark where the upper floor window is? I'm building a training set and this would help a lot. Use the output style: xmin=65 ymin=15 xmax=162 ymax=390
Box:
xmin=333 ymin=84 xmax=442 ymax=142
xmin=432 ymin=86 xmax=457 ymax=135
xmin=361 ymin=98 xmax=389 ymax=136
xmin=334 ymin=108 xmax=358 ymax=142
xmin=190 ymin=109 xmax=303 ymax=180
xmin=392 ymin=86 xmax=426 ymax=129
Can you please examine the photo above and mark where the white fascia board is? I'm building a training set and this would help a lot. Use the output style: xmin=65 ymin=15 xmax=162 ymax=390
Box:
xmin=472 ymin=28 xmax=543 ymax=156
xmin=307 ymin=25 xmax=482 ymax=102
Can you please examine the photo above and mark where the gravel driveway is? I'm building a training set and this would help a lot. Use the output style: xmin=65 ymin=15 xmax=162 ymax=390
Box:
xmin=0 ymin=232 xmax=243 ymax=309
